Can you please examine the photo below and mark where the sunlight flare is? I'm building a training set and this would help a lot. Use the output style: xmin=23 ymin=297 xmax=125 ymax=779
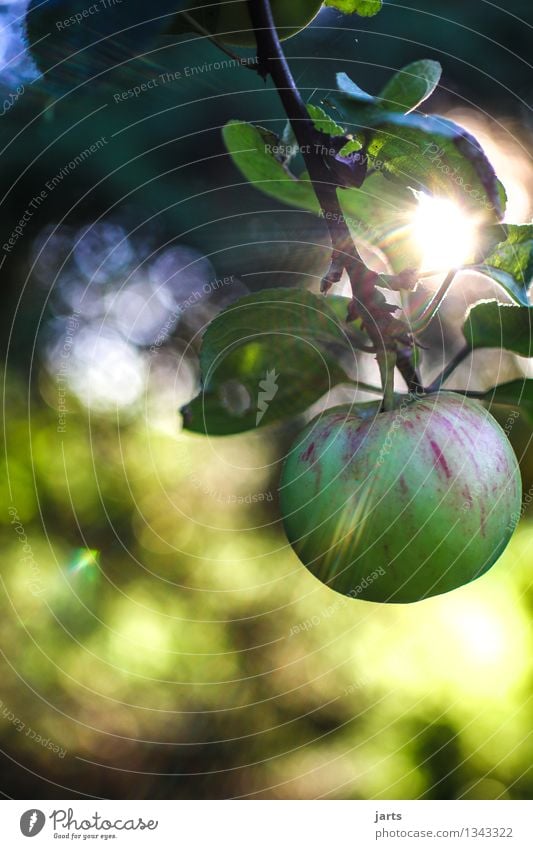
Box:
xmin=411 ymin=191 xmax=478 ymax=271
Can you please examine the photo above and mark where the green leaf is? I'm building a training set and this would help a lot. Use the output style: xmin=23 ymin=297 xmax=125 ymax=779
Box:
xmin=338 ymin=138 xmax=363 ymax=156
xmin=333 ymin=110 xmax=505 ymax=220
xmin=326 ymin=0 xmax=382 ymax=15
xmin=181 ymin=289 xmax=358 ymax=435
xmin=470 ymin=224 xmax=533 ymax=306
xmin=379 ymin=60 xmax=442 ymax=114
xmin=464 ymin=300 xmax=533 ymax=356
xmin=338 ymin=173 xmax=421 ymax=271
xmin=484 ymin=380 xmax=533 ymax=426
xmin=223 ymin=120 xmax=319 ymax=213
xmin=307 ymin=104 xmax=345 ymax=137
xmin=364 ymin=113 xmax=503 ymax=218
xmin=336 ymin=73 xmax=376 ymax=104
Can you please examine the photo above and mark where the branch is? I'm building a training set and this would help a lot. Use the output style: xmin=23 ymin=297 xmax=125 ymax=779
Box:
xmin=396 ymin=348 xmax=423 ymax=395
xmin=247 ymin=0 xmax=400 ymax=372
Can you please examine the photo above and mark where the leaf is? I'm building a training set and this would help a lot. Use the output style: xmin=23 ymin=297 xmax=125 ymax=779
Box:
xmin=469 ymin=224 xmax=533 ymax=306
xmin=181 ymin=289 xmax=358 ymax=435
xmin=464 ymin=300 xmax=533 ymax=356
xmin=224 ymin=118 xmax=421 ymax=272
xmin=225 ymin=110 xmax=456 ymax=271
xmin=307 ymin=104 xmax=345 ymax=137
xmin=223 ymin=120 xmax=320 ymax=212
xmin=338 ymin=173 xmax=421 ymax=271
xmin=379 ymin=60 xmax=442 ymax=114
xmin=326 ymin=0 xmax=383 ymax=16
xmin=484 ymin=380 xmax=533 ymax=426
xmin=336 ymin=73 xmax=376 ymax=105
xmin=333 ymin=110 xmax=505 ymax=220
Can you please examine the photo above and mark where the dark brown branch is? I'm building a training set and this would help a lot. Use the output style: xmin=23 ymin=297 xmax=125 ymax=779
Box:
xmin=247 ymin=0 xmax=400 ymax=361
xmin=396 ymin=348 xmax=423 ymax=395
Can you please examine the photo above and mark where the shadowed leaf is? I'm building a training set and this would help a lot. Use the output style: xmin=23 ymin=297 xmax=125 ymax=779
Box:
xmin=182 ymin=289 xmax=361 ymax=435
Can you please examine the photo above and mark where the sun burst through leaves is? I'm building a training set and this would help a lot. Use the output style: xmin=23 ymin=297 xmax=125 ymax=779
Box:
xmin=411 ymin=190 xmax=479 ymax=271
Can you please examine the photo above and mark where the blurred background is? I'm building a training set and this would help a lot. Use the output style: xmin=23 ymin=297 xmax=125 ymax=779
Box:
xmin=0 ymin=0 xmax=532 ymax=799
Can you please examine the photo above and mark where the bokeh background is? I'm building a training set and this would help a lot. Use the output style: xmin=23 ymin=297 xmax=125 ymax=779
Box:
xmin=0 ymin=0 xmax=532 ymax=799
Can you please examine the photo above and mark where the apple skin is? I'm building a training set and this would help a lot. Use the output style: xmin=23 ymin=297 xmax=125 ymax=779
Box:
xmin=180 ymin=0 xmax=324 ymax=47
xmin=280 ymin=393 xmax=522 ymax=603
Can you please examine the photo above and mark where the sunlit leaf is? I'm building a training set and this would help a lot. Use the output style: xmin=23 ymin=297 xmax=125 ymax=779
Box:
xmin=347 ymin=112 xmax=504 ymax=220
xmin=469 ymin=224 xmax=533 ymax=306
xmin=339 ymin=173 xmax=421 ymax=271
xmin=223 ymin=120 xmax=320 ymax=212
xmin=464 ymin=300 xmax=533 ymax=356
xmin=379 ymin=60 xmax=442 ymax=114
xmin=339 ymin=138 xmax=364 ymax=156
xmin=336 ymin=72 xmax=376 ymax=104
xmin=326 ymin=0 xmax=382 ymax=16
xmin=307 ymin=104 xmax=345 ymax=137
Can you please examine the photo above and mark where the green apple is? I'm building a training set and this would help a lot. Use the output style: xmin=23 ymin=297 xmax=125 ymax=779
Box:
xmin=280 ymin=393 xmax=522 ymax=603
xmin=178 ymin=0 xmax=324 ymax=47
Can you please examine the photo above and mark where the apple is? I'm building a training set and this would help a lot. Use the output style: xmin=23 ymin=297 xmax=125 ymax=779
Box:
xmin=177 ymin=0 xmax=324 ymax=47
xmin=279 ymin=393 xmax=522 ymax=603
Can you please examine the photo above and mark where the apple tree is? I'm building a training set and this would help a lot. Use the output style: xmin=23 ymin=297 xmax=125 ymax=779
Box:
xmin=26 ymin=0 xmax=533 ymax=603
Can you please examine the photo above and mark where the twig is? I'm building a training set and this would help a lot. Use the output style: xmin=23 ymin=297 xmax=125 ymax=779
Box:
xmin=350 ymin=381 xmax=383 ymax=396
xmin=377 ymin=350 xmax=396 ymax=412
xmin=426 ymin=344 xmax=472 ymax=394
xmin=409 ymin=268 xmax=457 ymax=335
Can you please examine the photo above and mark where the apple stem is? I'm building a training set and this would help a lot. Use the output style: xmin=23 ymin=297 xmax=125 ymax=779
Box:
xmin=377 ymin=350 xmax=397 ymax=412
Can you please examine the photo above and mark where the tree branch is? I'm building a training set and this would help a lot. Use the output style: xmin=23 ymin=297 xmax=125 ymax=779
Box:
xmin=247 ymin=0 xmax=402 ymax=386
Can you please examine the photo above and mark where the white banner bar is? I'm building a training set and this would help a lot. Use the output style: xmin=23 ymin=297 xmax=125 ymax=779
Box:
xmin=2 ymin=800 xmax=532 ymax=848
